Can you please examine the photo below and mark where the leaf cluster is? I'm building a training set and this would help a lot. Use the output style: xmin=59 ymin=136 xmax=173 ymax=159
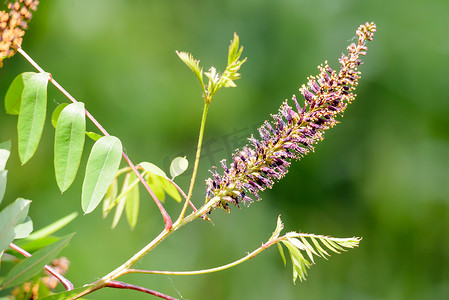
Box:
xmin=176 ymin=33 xmax=247 ymax=103
xmin=270 ymin=216 xmax=361 ymax=283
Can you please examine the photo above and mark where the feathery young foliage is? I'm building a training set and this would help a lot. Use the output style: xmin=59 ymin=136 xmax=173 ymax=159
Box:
xmin=270 ymin=216 xmax=361 ymax=283
xmin=177 ymin=33 xmax=247 ymax=103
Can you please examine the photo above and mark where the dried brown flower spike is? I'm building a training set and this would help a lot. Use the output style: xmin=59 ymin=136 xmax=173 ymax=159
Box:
xmin=0 ymin=0 xmax=39 ymax=67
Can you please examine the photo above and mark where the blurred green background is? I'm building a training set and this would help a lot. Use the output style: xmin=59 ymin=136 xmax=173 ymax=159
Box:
xmin=1 ymin=0 xmax=449 ymax=299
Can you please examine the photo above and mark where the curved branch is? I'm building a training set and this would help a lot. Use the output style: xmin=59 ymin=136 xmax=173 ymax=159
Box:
xmin=125 ymin=238 xmax=279 ymax=276
xmin=107 ymin=281 xmax=178 ymax=300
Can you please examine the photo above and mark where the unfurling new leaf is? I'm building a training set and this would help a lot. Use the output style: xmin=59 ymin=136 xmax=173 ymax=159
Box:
xmin=177 ymin=33 xmax=246 ymax=102
xmin=270 ymin=217 xmax=361 ymax=283
xmin=176 ymin=51 xmax=204 ymax=89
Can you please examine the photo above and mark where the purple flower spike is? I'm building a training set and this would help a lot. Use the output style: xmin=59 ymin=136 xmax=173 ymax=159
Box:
xmin=205 ymin=23 xmax=376 ymax=213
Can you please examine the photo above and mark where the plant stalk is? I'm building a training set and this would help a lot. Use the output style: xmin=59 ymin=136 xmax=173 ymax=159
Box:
xmin=175 ymin=101 xmax=210 ymax=224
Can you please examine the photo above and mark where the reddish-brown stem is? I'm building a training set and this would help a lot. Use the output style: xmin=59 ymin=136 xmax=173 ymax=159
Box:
xmin=167 ymin=178 xmax=197 ymax=212
xmin=107 ymin=280 xmax=178 ymax=300
xmin=9 ymin=243 xmax=74 ymax=291
xmin=16 ymin=47 xmax=172 ymax=230
xmin=123 ymin=153 xmax=172 ymax=229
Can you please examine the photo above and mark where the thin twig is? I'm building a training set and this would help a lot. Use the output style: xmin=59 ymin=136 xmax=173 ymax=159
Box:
xmin=107 ymin=281 xmax=178 ymax=300
xmin=9 ymin=243 xmax=74 ymax=291
xmin=175 ymin=101 xmax=210 ymax=224
xmin=125 ymin=238 xmax=279 ymax=276
xmin=16 ymin=47 xmax=172 ymax=230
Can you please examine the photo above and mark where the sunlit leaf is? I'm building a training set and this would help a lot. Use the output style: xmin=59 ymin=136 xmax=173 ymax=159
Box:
xmin=111 ymin=173 xmax=131 ymax=229
xmin=0 ymin=198 xmax=31 ymax=253
xmin=146 ymin=173 xmax=165 ymax=202
xmin=125 ymin=172 xmax=140 ymax=229
xmin=0 ymin=170 xmax=7 ymax=205
xmin=25 ymin=212 xmax=78 ymax=241
xmin=111 ymin=194 xmax=126 ymax=229
xmin=269 ymin=215 xmax=284 ymax=241
xmin=54 ymin=102 xmax=86 ymax=193
xmin=17 ymin=72 xmax=51 ymax=164
xmin=102 ymin=177 xmax=118 ymax=218
xmin=160 ymin=178 xmax=181 ymax=202
xmin=176 ymin=51 xmax=204 ymax=88
xmin=14 ymin=236 xmax=59 ymax=253
xmin=277 ymin=242 xmax=286 ymax=266
xmin=139 ymin=162 xmax=167 ymax=178
xmin=0 ymin=233 xmax=74 ymax=289
xmin=4 ymin=72 xmax=36 ymax=115
xmin=169 ymin=156 xmax=188 ymax=179
xmin=0 ymin=140 xmax=11 ymax=171
xmin=86 ymin=131 xmax=103 ymax=141
xmin=14 ymin=216 xmax=33 ymax=239
xmin=51 ymin=103 xmax=69 ymax=128
xmin=82 ymin=136 xmax=122 ymax=214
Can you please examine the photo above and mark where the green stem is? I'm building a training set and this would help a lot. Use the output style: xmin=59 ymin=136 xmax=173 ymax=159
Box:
xmin=69 ymin=196 xmax=221 ymax=299
xmin=175 ymin=101 xmax=211 ymax=224
xmin=125 ymin=238 xmax=281 ymax=276
xmin=69 ymin=228 xmax=171 ymax=299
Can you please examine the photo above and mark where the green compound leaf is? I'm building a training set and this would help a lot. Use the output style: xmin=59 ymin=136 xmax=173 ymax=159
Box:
xmin=0 ymin=233 xmax=74 ymax=290
xmin=86 ymin=131 xmax=103 ymax=141
xmin=0 ymin=141 xmax=11 ymax=205
xmin=176 ymin=51 xmax=204 ymax=89
xmin=4 ymin=72 xmax=36 ymax=115
xmin=0 ymin=170 xmax=7 ymax=205
xmin=277 ymin=242 xmax=287 ymax=266
xmin=169 ymin=156 xmax=188 ymax=179
xmin=102 ymin=177 xmax=118 ymax=219
xmin=111 ymin=173 xmax=131 ymax=229
xmin=0 ymin=198 xmax=31 ymax=253
xmin=146 ymin=173 xmax=165 ymax=202
xmin=54 ymin=102 xmax=86 ymax=193
xmin=82 ymin=136 xmax=122 ymax=214
xmin=51 ymin=103 xmax=69 ymax=128
xmin=160 ymin=178 xmax=181 ymax=203
xmin=140 ymin=162 xmax=180 ymax=202
xmin=125 ymin=172 xmax=140 ymax=230
xmin=0 ymin=140 xmax=11 ymax=171
xmin=17 ymin=72 xmax=51 ymax=165
xmin=140 ymin=162 xmax=167 ymax=178
xmin=25 ymin=212 xmax=78 ymax=242
xmin=14 ymin=216 xmax=33 ymax=239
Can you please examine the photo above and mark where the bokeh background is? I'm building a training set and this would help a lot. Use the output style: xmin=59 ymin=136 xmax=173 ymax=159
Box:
xmin=1 ymin=0 xmax=449 ymax=299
